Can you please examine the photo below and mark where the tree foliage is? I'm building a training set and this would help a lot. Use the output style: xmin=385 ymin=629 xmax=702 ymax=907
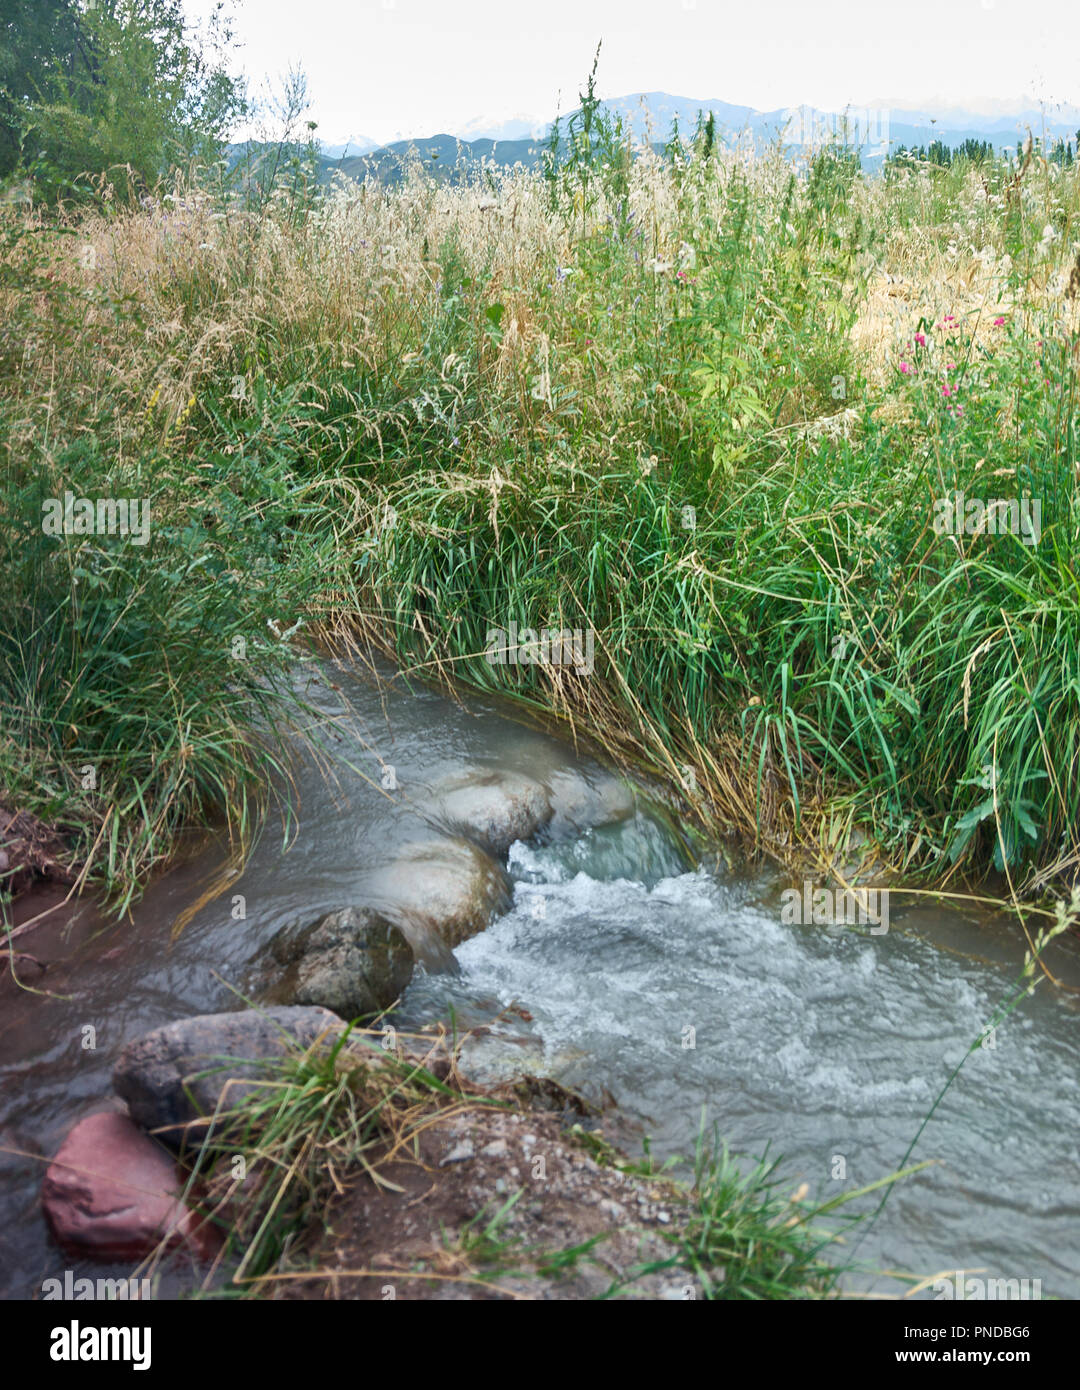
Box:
xmin=0 ymin=0 xmax=244 ymax=200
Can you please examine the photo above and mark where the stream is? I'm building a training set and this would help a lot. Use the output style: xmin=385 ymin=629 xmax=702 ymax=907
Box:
xmin=3 ymin=655 xmax=1079 ymax=1300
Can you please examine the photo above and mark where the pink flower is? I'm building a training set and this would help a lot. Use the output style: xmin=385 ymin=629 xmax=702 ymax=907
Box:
xmin=993 ymin=316 xmax=1005 ymax=327
xmin=942 ymin=384 xmax=955 ymax=397
xmin=945 ymin=362 xmax=956 ymax=371
xmin=915 ymin=332 xmax=927 ymax=347
xmin=900 ymin=361 xmax=912 ymax=374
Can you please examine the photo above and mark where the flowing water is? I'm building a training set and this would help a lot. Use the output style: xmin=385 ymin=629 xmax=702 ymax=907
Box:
xmin=3 ymin=656 xmax=1079 ymax=1299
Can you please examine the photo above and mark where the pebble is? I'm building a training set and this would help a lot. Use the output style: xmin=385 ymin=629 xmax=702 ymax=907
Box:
xmin=440 ymin=1140 xmax=475 ymax=1165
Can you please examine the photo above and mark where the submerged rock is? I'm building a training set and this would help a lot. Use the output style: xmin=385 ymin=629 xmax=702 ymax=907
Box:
xmin=365 ymin=836 xmax=512 ymax=964
xmin=269 ymin=907 xmax=413 ymax=1020
xmin=41 ymin=1110 xmax=221 ymax=1262
xmin=546 ymin=768 xmax=636 ymax=836
xmin=113 ymin=1006 xmax=347 ymax=1146
xmin=430 ymin=771 xmax=553 ymax=856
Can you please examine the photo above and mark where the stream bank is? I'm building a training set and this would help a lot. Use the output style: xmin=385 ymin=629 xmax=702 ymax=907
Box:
xmin=3 ymin=655 xmax=1079 ymax=1300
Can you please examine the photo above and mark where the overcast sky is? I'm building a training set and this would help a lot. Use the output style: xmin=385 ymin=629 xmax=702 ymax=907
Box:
xmin=184 ymin=0 xmax=1080 ymax=145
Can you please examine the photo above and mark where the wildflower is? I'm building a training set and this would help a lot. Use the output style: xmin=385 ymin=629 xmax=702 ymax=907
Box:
xmin=555 ymin=266 xmax=572 ymax=283
xmin=914 ymin=332 xmax=927 ymax=347
xmin=993 ymin=316 xmax=1005 ymax=326
xmin=900 ymin=361 xmax=912 ymax=374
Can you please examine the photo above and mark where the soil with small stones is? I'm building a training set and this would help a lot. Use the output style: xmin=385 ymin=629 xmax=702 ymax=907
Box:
xmin=275 ymin=1097 xmax=695 ymax=1301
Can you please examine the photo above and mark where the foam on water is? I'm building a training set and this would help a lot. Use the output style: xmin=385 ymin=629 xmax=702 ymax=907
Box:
xmin=404 ymin=822 xmax=1080 ymax=1297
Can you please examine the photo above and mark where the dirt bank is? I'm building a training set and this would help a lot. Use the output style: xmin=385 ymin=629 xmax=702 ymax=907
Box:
xmin=272 ymin=1082 xmax=692 ymax=1301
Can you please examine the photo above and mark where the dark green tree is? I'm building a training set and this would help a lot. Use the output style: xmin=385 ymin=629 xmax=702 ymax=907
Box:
xmin=0 ymin=0 xmax=243 ymax=201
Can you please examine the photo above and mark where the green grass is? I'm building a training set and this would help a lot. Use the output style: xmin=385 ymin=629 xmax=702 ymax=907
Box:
xmin=1 ymin=122 xmax=1078 ymax=916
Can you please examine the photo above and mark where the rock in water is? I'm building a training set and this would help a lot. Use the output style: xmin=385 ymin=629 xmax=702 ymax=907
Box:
xmin=430 ymin=771 xmax=553 ymax=856
xmin=269 ymin=907 xmax=413 ymax=1020
xmin=365 ymin=836 xmax=512 ymax=964
xmin=546 ymin=768 xmax=635 ymax=835
xmin=41 ymin=1110 xmax=221 ymax=1262
xmin=113 ymin=1006 xmax=346 ymax=1146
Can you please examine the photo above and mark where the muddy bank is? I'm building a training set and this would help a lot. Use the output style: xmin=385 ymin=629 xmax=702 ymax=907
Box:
xmin=0 ymin=803 xmax=77 ymax=901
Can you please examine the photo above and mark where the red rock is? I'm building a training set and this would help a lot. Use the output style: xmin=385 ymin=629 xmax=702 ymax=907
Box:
xmin=41 ymin=1111 xmax=221 ymax=1263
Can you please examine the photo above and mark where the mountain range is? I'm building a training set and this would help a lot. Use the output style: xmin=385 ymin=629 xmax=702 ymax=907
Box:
xmin=286 ymin=91 xmax=1080 ymax=185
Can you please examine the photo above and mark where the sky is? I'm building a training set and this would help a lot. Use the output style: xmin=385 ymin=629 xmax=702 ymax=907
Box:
xmin=183 ymin=0 xmax=1080 ymax=146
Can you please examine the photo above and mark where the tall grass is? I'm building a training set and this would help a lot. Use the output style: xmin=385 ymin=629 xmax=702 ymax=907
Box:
xmin=2 ymin=123 xmax=1079 ymax=910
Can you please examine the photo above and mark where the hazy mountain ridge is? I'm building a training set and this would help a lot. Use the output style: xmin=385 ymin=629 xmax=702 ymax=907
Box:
xmin=456 ymin=91 xmax=1080 ymax=146
xmin=230 ymin=92 xmax=1080 ymax=190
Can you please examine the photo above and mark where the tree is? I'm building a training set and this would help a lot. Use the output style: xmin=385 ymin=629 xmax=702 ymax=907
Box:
xmin=0 ymin=0 xmax=244 ymax=201
xmin=0 ymin=0 xmax=86 ymax=176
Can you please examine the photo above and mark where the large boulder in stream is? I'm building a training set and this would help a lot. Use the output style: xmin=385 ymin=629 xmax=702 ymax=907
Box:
xmin=268 ymin=907 xmax=414 ymax=1020
xmin=42 ymin=1110 xmax=221 ymax=1262
xmin=113 ymin=1006 xmax=346 ymax=1147
xmin=430 ymin=771 xmax=553 ymax=857
xmin=365 ymin=836 xmax=512 ymax=964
